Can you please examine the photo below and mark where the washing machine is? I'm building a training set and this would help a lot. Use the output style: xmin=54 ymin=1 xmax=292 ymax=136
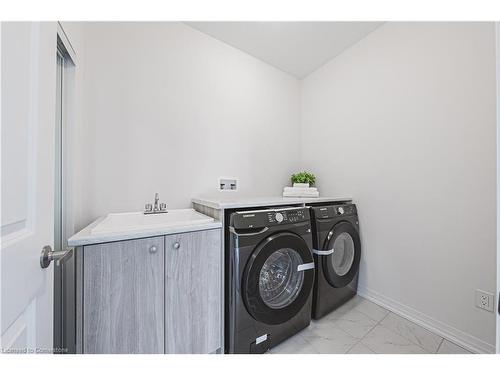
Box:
xmin=309 ymin=203 xmax=361 ymax=320
xmin=227 ymin=206 xmax=315 ymax=353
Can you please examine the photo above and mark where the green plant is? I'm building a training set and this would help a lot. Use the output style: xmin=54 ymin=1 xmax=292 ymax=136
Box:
xmin=291 ymin=171 xmax=316 ymax=186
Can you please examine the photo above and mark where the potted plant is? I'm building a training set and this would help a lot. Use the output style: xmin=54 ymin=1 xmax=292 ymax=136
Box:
xmin=291 ymin=171 xmax=316 ymax=188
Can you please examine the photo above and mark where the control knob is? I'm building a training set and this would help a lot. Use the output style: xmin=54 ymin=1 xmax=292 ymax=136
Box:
xmin=275 ymin=212 xmax=284 ymax=223
xmin=337 ymin=207 xmax=345 ymax=215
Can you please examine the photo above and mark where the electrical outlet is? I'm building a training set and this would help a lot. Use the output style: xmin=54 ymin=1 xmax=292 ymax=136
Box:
xmin=475 ymin=289 xmax=495 ymax=312
xmin=219 ymin=177 xmax=238 ymax=191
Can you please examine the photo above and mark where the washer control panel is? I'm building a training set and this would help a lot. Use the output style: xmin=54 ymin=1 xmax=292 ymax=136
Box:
xmin=232 ymin=207 xmax=310 ymax=229
xmin=266 ymin=208 xmax=308 ymax=225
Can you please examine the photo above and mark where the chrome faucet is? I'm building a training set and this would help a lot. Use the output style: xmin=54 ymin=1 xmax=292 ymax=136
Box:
xmin=144 ymin=193 xmax=167 ymax=214
xmin=153 ymin=193 xmax=160 ymax=211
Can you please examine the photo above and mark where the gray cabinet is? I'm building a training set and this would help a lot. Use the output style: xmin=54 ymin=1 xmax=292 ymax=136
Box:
xmin=165 ymin=230 xmax=222 ymax=353
xmin=78 ymin=229 xmax=222 ymax=354
xmin=82 ymin=236 xmax=165 ymax=354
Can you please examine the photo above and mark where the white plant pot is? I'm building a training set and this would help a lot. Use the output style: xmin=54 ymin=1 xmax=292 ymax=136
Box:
xmin=293 ymin=183 xmax=310 ymax=188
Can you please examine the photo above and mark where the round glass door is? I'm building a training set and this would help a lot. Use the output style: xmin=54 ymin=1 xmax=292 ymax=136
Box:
xmin=243 ymin=232 xmax=314 ymax=325
xmin=331 ymin=232 xmax=355 ymax=276
xmin=259 ymin=248 xmax=305 ymax=309
xmin=322 ymin=221 xmax=361 ymax=288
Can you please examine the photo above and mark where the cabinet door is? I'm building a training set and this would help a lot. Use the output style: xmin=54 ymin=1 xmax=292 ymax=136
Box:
xmin=83 ymin=237 xmax=164 ymax=354
xmin=165 ymin=229 xmax=222 ymax=354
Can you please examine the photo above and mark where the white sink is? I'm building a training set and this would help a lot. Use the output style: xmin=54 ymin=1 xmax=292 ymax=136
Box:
xmin=91 ymin=209 xmax=215 ymax=235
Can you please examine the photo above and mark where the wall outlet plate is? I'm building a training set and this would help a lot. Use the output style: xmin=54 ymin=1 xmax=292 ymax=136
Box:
xmin=475 ymin=289 xmax=495 ymax=312
xmin=219 ymin=177 xmax=238 ymax=192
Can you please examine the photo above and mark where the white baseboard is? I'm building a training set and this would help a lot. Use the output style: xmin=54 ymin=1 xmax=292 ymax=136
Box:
xmin=357 ymin=285 xmax=495 ymax=354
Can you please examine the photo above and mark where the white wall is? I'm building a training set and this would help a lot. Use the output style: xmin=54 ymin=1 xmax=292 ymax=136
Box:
xmin=76 ymin=21 xmax=497 ymax=352
xmin=496 ymin=22 xmax=500 ymax=354
xmin=81 ymin=22 xmax=300 ymax=223
xmin=301 ymin=22 xmax=497 ymax=352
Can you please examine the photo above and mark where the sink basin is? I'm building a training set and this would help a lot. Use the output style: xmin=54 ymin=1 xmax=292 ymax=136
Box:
xmin=91 ymin=209 xmax=215 ymax=235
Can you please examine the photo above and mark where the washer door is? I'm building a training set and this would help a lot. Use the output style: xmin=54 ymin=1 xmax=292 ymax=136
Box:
xmin=322 ymin=221 xmax=361 ymax=288
xmin=242 ymin=232 xmax=315 ymax=325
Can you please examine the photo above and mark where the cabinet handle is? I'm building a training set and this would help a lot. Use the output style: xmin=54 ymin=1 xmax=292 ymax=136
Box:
xmin=149 ymin=245 xmax=158 ymax=254
xmin=173 ymin=242 xmax=180 ymax=250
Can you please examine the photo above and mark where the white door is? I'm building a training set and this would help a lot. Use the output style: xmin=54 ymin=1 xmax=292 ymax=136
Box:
xmin=1 ymin=22 xmax=57 ymax=353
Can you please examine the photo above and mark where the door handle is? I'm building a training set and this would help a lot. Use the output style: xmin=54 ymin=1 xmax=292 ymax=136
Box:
xmin=229 ymin=226 xmax=269 ymax=236
xmin=40 ymin=245 xmax=73 ymax=269
xmin=297 ymin=262 xmax=315 ymax=272
xmin=313 ymin=248 xmax=335 ymax=256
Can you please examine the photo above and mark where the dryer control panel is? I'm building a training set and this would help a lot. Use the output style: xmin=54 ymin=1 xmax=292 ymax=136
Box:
xmin=231 ymin=207 xmax=310 ymax=229
xmin=310 ymin=203 xmax=357 ymax=219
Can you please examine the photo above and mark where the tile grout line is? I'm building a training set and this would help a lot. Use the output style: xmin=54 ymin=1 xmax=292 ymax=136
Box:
xmin=273 ymin=296 xmax=454 ymax=354
xmin=359 ymin=307 xmax=443 ymax=354
xmin=352 ymin=312 xmax=389 ymax=354
xmin=349 ymin=295 xmax=391 ymax=324
xmin=334 ymin=299 xmax=391 ymax=353
xmin=352 ymin=307 xmax=388 ymax=324
xmin=360 ymin=298 xmax=444 ymax=353
xmin=372 ymin=320 xmax=437 ymax=353
xmin=358 ymin=297 xmax=472 ymax=354
xmin=344 ymin=342 xmax=360 ymax=354
xmin=363 ymin=321 xmax=427 ymax=354
xmin=343 ymin=335 xmax=362 ymax=354
xmin=378 ymin=311 xmax=445 ymax=354
xmin=435 ymin=338 xmax=445 ymax=354
xmin=322 ymin=310 xmax=381 ymax=352
xmin=305 ymin=316 xmax=368 ymax=354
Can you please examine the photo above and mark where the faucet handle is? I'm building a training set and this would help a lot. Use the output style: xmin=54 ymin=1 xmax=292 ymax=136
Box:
xmin=145 ymin=203 xmax=152 ymax=212
xmin=160 ymin=203 xmax=167 ymax=211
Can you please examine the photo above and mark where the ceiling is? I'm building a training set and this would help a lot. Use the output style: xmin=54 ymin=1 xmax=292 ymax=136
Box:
xmin=185 ymin=22 xmax=383 ymax=79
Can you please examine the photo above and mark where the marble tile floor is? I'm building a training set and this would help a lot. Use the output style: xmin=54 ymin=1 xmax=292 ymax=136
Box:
xmin=269 ymin=295 xmax=473 ymax=354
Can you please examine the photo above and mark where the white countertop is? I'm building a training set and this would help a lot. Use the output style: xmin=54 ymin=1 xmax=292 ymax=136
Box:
xmin=68 ymin=209 xmax=222 ymax=247
xmin=192 ymin=195 xmax=352 ymax=210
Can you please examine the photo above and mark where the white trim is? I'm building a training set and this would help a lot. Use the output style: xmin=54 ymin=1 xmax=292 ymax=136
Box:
xmin=56 ymin=22 xmax=77 ymax=65
xmin=358 ymin=285 xmax=495 ymax=354
xmin=495 ymin=21 xmax=500 ymax=355
xmin=55 ymin=23 xmax=78 ymax=250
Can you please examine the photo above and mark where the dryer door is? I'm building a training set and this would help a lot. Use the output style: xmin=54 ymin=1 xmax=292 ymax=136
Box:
xmin=242 ymin=232 xmax=314 ymax=325
xmin=322 ymin=221 xmax=361 ymax=288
